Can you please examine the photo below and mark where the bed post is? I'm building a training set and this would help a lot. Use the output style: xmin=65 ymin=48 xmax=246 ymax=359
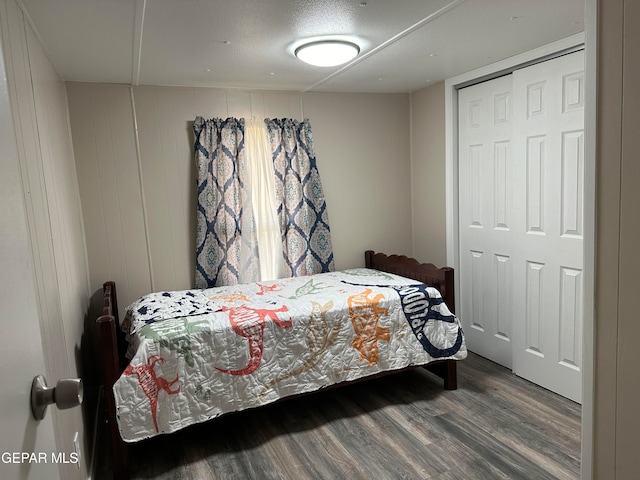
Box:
xmin=441 ymin=267 xmax=455 ymax=315
xmin=99 ymin=282 xmax=129 ymax=479
xmin=424 ymin=360 xmax=458 ymax=390
xmin=365 ymin=250 xmax=374 ymax=268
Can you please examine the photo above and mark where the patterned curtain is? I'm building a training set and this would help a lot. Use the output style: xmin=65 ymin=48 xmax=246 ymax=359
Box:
xmin=265 ymin=118 xmax=335 ymax=276
xmin=193 ymin=117 xmax=259 ymax=288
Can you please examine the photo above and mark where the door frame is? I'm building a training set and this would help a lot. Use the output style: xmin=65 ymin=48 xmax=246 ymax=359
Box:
xmin=444 ymin=24 xmax=595 ymax=480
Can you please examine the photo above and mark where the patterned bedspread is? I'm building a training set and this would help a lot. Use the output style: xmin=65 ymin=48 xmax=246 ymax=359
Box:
xmin=114 ymin=268 xmax=467 ymax=442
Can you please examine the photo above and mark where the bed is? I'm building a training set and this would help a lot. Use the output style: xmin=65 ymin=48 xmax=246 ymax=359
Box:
xmin=97 ymin=250 xmax=466 ymax=478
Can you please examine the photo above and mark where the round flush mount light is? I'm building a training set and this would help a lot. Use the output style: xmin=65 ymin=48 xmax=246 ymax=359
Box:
xmin=295 ymin=40 xmax=360 ymax=67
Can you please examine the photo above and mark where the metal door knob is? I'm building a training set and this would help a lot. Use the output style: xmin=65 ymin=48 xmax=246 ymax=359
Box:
xmin=30 ymin=375 xmax=83 ymax=420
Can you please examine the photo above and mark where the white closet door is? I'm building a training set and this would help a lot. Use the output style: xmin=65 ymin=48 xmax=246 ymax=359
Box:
xmin=511 ymin=51 xmax=584 ymax=403
xmin=458 ymin=51 xmax=584 ymax=403
xmin=458 ymin=75 xmax=514 ymax=369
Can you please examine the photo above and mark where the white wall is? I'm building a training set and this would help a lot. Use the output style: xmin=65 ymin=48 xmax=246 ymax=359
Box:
xmin=67 ymin=84 xmax=413 ymax=313
xmin=303 ymin=92 xmax=412 ymax=268
xmin=409 ymin=81 xmax=447 ymax=267
xmin=0 ymin=0 xmax=91 ymax=478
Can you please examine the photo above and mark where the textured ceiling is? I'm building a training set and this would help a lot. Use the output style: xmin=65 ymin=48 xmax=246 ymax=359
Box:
xmin=21 ymin=0 xmax=585 ymax=93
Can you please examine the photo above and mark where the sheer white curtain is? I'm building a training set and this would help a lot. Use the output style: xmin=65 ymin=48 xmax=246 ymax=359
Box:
xmin=245 ymin=119 xmax=285 ymax=281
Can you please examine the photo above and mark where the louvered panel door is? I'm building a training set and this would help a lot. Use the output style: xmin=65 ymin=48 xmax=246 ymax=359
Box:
xmin=458 ymin=75 xmax=514 ymax=369
xmin=511 ymin=51 xmax=584 ymax=403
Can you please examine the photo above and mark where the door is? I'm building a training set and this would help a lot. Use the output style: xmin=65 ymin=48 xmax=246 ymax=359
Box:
xmin=458 ymin=75 xmax=514 ymax=369
xmin=510 ymin=51 xmax=584 ymax=402
xmin=0 ymin=36 xmax=60 ymax=479
xmin=458 ymin=51 xmax=584 ymax=403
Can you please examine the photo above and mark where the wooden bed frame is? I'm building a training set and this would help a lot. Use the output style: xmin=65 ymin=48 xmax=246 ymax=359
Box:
xmin=97 ymin=250 xmax=458 ymax=479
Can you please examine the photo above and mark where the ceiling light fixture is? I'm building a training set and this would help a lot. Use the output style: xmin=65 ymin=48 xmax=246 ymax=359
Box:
xmin=295 ymin=40 xmax=360 ymax=67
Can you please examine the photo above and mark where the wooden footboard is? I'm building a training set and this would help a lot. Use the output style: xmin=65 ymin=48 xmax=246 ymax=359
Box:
xmin=98 ymin=251 xmax=460 ymax=477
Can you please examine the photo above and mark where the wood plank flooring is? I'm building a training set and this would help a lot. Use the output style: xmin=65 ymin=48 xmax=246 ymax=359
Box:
xmin=99 ymin=353 xmax=581 ymax=479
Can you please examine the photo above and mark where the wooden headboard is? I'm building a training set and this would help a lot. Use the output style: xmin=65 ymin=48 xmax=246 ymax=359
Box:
xmin=364 ymin=250 xmax=455 ymax=314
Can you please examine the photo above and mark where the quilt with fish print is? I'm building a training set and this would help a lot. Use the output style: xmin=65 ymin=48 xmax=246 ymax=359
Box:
xmin=113 ymin=268 xmax=467 ymax=442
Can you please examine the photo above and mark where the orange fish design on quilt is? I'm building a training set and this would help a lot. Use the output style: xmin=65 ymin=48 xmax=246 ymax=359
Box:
xmin=348 ymin=289 xmax=390 ymax=365
xmin=209 ymin=291 xmax=250 ymax=303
